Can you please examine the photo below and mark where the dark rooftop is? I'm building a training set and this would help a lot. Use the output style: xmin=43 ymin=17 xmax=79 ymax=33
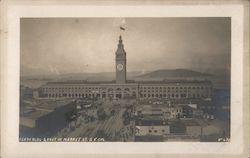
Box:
xmin=180 ymin=119 xmax=201 ymax=126
xmin=135 ymin=119 xmax=168 ymax=126
xmin=135 ymin=135 xmax=164 ymax=142
xmin=46 ymin=80 xmax=115 ymax=85
xmin=20 ymin=100 xmax=75 ymax=120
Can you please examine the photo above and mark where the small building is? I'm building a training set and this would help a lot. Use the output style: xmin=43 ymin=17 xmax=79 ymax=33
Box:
xmin=135 ymin=135 xmax=164 ymax=142
xmin=33 ymin=90 xmax=39 ymax=99
xmin=137 ymin=104 xmax=184 ymax=119
xmin=182 ymin=119 xmax=202 ymax=137
xmin=135 ymin=118 xmax=170 ymax=137
xmin=20 ymin=100 xmax=77 ymax=137
xmin=20 ymin=85 xmax=33 ymax=99
xmin=169 ymin=119 xmax=202 ymax=137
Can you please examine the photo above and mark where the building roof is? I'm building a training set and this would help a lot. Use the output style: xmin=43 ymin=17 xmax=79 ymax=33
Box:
xmin=21 ymin=100 xmax=75 ymax=120
xmin=181 ymin=119 xmax=201 ymax=126
xmin=135 ymin=117 xmax=168 ymax=126
xmin=46 ymin=80 xmax=115 ymax=85
xmin=43 ymin=79 xmax=212 ymax=86
xmin=135 ymin=135 xmax=164 ymax=142
xmin=138 ymin=103 xmax=186 ymax=110
xmin=21 ymin=110 xmax=49 ymax=120
xmin=33 ymin=100 xmax=74 ymax=111
xmin=137 ymin=80 xmax=212 ymax=85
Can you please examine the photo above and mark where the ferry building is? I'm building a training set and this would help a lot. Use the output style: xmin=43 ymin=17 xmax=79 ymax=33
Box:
xmin=38 ymin=35 xmax=212 ymax=100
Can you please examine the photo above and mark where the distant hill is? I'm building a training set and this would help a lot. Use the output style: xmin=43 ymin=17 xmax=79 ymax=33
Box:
xmin=21 ymin=71 xmax=148 ymax=81
xmin=20 ymin=69 xmax=231 ymax=89
xmin=21 ymin=69 xmax=212 ymax=81
xmin=135 ymin=69 xmax=212 ymax=79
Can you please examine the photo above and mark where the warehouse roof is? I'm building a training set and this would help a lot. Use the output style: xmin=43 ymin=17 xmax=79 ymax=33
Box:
xmin=44 ymin=79 xmax=212 ymax=86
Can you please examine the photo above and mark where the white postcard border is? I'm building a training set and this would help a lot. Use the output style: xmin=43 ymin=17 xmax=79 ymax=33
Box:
xmin=1 ymin=4 xmax=245 ymax=157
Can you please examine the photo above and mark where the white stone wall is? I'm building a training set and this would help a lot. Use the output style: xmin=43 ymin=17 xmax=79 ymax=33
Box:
xmin=135 ymin=125 xmax=170 ymax=136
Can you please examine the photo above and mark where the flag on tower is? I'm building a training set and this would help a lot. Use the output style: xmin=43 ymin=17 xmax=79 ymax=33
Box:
xmin=120 ymin=26 xmax=125 ymax=30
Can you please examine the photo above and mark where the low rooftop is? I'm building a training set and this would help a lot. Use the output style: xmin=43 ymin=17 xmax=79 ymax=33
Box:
xmin=180 ymin=119 xmax=201 ymax=126
xmin=21 ymin=109 xmax=49 ymax=120
xmin=21 ymin=100 xmax=75 ymax=120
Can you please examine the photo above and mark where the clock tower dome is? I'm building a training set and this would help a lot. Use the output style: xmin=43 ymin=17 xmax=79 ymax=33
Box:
xmin=115 ymin=35 xmax=127 ymax=84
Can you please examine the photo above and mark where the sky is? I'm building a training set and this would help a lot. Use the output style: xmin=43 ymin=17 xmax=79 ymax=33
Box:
xmin=20 ymin=18 xmax=231 ymax=76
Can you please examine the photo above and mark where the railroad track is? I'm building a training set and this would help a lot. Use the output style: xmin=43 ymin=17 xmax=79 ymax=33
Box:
xmin=88 ymin=108 xmax=123 ymax=139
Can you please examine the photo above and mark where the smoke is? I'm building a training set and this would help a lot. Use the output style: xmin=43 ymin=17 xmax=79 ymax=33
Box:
xmin=49 ymin=65 xmax=60 ymax=75
xmin=121 ymin=18 xmax=126 ymax=24
xmin=112 ymin=18 xmax=126 ymax=27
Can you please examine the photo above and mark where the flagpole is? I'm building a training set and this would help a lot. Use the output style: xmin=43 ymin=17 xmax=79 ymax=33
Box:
xmin=120 ymin=26 xmax=121 ymax=36
xmin=119 ymin=26 xmax=125 ymax=37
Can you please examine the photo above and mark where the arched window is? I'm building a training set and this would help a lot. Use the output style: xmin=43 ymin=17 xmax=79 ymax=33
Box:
xmin=108 ymin=88 xmax=113 ymax=92
xmin=124 ymin=88 xmax=130 ymax=91
xmin=116 ymin=88 xmax=121 ymax=91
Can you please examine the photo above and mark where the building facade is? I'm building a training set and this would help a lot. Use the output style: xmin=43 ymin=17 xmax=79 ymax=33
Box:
xmin=116 ymin=35 xmax=127 ymax=84
xmin=135 ymin=120 xmax=170 ymax=136
xmin=37 ymin=36 xmax=212 ymax=100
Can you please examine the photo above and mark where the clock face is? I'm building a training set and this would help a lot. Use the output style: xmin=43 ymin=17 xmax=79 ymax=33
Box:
xmin=117 ymin=64 xmax=123 ymax=71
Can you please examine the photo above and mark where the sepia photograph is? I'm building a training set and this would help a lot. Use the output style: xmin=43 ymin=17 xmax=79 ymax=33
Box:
xmin=19 ymin=17 xmax=231 ymax=142
xmin=1 ymin=2 xmax=249 ymax=157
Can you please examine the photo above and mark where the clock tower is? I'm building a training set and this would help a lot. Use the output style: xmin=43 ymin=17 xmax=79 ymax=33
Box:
xmin=115 ymin=35 xmax=127 ymax=84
